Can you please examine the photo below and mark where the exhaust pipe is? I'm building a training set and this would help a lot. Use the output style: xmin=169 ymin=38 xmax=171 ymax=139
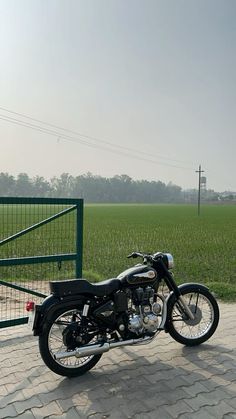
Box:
xmin=54 ymin=336 xmax=153 ymax=361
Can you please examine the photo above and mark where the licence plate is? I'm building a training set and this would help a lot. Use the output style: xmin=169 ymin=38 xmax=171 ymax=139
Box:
xmin=27 ymin=309 xmax=36 ymax=329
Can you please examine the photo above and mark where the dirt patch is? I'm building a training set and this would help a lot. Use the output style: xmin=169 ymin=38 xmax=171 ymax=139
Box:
xmin=0 ymin=281 xmax=49 ymax=321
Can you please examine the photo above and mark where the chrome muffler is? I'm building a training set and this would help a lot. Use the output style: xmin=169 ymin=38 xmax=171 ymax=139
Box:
xmin=54 ymin=336 xmax=153 ymax=360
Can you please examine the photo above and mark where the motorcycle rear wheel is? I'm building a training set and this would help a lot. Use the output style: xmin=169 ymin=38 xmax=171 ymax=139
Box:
xmin=167 ymin=286 xmax=219 ymax=346
xmin=39 ymin=306 xmax=102 ymax=377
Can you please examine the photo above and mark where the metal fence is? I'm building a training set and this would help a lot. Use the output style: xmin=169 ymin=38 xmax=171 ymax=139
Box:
xmin=0 ymin=197 xmax=83 ymax=328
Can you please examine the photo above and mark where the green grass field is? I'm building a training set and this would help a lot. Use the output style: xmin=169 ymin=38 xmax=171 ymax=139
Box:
xmin=83 ymin=204 xmax=236 ymax=301
xmin=1 ymin=204 xmax=236 ymax=301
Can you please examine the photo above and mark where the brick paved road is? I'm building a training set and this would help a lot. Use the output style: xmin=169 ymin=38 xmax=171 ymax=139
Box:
xmin=0 ymin=302 xmax=236 ymax=419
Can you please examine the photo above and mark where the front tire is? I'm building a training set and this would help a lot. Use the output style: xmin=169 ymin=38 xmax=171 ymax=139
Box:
xmin=39 ymin=306 xmax=102 ymax=377
xmin=167 ymin=285 xmax=219 ymax=346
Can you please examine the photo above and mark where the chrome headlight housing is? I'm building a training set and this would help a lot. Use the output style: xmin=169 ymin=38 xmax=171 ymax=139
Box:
xmin=153 ymin=252 xmax=174 ymax=270
xmin=163 ymin=253 xmax=174 ymax=269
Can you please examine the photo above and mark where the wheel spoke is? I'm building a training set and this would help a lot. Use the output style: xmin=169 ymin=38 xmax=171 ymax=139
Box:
xmin=171 ymin=292 xmax=215 ymax=340
xmin=48 ymin=309 xmax=97 ymax=369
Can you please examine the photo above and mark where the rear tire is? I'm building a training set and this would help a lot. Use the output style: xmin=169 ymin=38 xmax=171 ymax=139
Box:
xmin=39 ymin=306 xmax=102 ymax=377
xmin=167 ymin=286 xmax=219 ymax=346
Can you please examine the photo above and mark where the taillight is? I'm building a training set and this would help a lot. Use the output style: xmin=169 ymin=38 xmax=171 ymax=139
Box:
xmin=26 ymin=301 xmax=35 ymax=312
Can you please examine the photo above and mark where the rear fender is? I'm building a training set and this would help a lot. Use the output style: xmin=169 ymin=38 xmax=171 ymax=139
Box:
xmin=33 ymin=294 xmax=86 ymax=336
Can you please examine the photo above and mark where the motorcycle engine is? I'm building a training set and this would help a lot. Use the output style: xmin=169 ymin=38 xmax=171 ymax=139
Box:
xmin=127 ymin=286 xmax=161 ymax=335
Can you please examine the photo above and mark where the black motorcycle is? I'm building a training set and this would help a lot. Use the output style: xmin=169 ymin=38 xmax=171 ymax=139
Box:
xmin=29 ymin=251 xmax=219 ymax=377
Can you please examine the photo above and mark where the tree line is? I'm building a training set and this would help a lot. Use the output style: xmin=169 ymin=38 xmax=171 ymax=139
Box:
xmin=0 ymin=172 xmax=185 ymax=203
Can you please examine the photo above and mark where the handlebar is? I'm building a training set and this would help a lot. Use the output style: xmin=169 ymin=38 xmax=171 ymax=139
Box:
xmin=127 ymin=251 xmax=173 ymax=271
xmin=127 ymin=252 xmax=153 ymax=262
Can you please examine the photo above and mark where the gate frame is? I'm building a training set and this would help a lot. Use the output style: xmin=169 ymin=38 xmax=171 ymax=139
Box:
xmin=0 ymin=197 xmax=83 ymax=328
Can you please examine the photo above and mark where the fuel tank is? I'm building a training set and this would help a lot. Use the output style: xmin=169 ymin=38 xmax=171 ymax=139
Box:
xmin=117 ymin=264 xmax=157 ymax=285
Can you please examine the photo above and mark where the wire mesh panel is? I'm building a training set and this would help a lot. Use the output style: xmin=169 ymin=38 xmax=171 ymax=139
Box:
xmin=0 ymin=197 xmax=83 ymax=327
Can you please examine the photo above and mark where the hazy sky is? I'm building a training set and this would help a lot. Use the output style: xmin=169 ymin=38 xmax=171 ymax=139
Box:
xmin=0 ymin=0 xmax=235 ymax=191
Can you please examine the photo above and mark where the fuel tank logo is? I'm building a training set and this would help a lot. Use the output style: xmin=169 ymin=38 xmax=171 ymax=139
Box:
xmin=133 ymin=270 xmax=156 ymax=279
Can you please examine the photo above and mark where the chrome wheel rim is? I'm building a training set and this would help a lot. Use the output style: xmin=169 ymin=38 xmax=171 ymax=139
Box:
xmin=171 ymin=292 xmax=215 ymax=340
xmin=48 ymin=309 xmax=95 ymax=369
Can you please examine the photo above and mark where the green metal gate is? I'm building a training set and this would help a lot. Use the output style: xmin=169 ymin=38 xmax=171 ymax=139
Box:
xmin=0 ymin=197 xmax=83 ymax=328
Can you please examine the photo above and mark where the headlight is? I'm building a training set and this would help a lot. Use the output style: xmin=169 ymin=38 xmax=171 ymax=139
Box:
xmin=163 ymin=253 xmax=174 ymax=269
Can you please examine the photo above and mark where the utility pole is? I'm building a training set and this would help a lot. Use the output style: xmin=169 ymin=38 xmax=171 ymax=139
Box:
xmin=195 ymin=165 xmax=204 ymax=216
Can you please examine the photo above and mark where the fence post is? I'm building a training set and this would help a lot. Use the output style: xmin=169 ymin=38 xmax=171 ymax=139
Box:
xmin=76 ymin=200 xmax=83 ymax=278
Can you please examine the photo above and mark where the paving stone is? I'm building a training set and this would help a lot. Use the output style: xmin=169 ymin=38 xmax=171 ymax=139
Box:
xmin=76 ymin=404 xmax=96 ymax=417
xmin=185 ymin=393 xmax=218 ymax=411
xmin=48 ymin=407 xmax=81 ymax=419
xmin=224 ymin=397 xmax=236 ymax=410
xmin=0 ymin=404 xmax=18 ymax=418
xmin=89 ymin=410 xmax=125 ymax=419
xmin=164 ymin=400 xmax=194 ymax=417
xmin=0 ymin=302 xmax=236 ymax=419
xmin=31 ymin=401 xmax=63 ymax=418
xmin=144 ymin=408 xmax=173 ymax=419
xmin=12 ymin=411 xmax=36 ymax=419
xmin=116 ymin=403 xmax=147 ymax=418
xmin=14 ymin=396 xmax=42 ymax=415
xmin=0 ymin=390 xmax=27 ymax=409
xmin=179 ymin=408 xmax=215 ymax=418
xmin=162 ymin=375 xmax=190 ymax=390
xmin=0 ymin=384 xmax=8 ymax=397
xmin=204 ymin=400 xmax=236 ymax=417
xmin=181 ymin=380 xmax=209 ymax=397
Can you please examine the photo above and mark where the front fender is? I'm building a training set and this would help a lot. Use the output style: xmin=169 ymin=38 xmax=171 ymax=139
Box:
xmin=172 ymin=282 xmax=209 ymax=296
xmin=33 ymin=294 xmax=86 ymax=336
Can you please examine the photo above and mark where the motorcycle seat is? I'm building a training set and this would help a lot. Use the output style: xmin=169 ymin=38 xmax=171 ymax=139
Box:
xmin=50 ymin=278 xmax=121 ymax=298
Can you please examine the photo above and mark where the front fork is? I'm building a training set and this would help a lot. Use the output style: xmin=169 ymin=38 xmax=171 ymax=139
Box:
xmin=177 ymin=295 xmax=195 ymax=320
xmin=162 ymin=262 xmax=195 ymax=321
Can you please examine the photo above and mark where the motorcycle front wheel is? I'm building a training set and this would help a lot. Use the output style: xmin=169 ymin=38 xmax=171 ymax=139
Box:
xmin=39 ymin=306 xmax=102 ymax=377
xmin=167 ymin=285 xmax=219 ymax=346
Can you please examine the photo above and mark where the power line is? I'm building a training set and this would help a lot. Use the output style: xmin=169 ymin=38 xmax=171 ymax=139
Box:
xmin=0 ymin=114 xmax=193 ymax=170
xmin=0 ymin=105 xmax=195 ymax=167
xmin=0 ymin=107 xmax=194 ymax=171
